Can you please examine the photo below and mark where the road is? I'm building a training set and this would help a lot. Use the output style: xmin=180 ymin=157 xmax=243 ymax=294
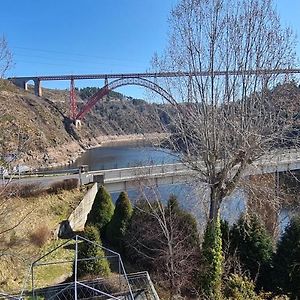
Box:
xmin=2 ymin=149 xmax=300 ymax=193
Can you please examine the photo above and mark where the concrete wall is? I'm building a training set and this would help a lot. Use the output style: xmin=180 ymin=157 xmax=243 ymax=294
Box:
xmin=68 ymin=183 xmax=98 ymax=232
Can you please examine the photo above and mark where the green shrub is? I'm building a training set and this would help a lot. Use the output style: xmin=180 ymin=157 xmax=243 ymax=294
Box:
xmin=86 ymin=185 xmax=114 ymax=234
xmin=201 ymin=216 xmax=223 ymax=300
xmin=167 ymin=195 xmax=200 ymax=247
xmin=230 ymin=214 xmax=273 ymax=289
xmin=272 ymin=216 xmax=300 ymax=299
xmin=224 ymin=274 xmax=262 ymax=300
xmin=76 ymin=225 xmax=110 ymax=278
xmin=106 ymin=191 xmax=133 ymax=250
xmin=125 ymin=196 xmax=200 ymax=296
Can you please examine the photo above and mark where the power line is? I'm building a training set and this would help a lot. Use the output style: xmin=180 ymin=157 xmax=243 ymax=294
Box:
xmin=13 ymin=46 xmax=146 ymax=64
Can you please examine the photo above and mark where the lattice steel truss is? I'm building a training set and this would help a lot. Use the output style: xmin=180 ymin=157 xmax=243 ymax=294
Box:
xmin=69 ymin=78 xmax=77 ymax=120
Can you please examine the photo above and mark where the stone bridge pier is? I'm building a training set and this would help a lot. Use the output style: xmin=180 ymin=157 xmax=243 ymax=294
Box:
xmin=10 ymin=77 xmax=42 ymax=96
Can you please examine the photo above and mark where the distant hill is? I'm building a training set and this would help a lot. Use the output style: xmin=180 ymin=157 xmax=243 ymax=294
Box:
xmin=0 ymin=80 xmax=168 ymax=168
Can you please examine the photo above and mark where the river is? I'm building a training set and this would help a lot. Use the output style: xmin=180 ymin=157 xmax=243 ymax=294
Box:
xmin=74 ymin=144 xmax=246 ymax=227
xmin=75 ymin=145 xmax=178 ymax=171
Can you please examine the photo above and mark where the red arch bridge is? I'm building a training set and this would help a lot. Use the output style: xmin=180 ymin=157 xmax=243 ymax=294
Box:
xmin=9 ymin=68 xmax=300 ymax=122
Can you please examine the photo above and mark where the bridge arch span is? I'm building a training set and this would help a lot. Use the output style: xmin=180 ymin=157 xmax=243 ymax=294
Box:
xmin=75 ymin=77 xmax=176 ymax=120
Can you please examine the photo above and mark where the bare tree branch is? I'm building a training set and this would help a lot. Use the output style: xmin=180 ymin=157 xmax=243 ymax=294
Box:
xmin=153 ymin=0 xmax=298 ymax=224
xmin=0 ymin=35 xmax=13 ymax=78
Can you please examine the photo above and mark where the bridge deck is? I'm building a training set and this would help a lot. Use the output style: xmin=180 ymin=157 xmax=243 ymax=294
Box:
xmin=9 ymin=68 xmax=300 ymax=81
xmin=5 ymin=150 xmax=300 ymax=193
xmin=82 ymin=149 xmax=300 ymax=192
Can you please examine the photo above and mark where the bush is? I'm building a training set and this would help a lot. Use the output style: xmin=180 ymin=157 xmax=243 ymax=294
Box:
xmin=272 ymin=216 xmax=300 ymax=299
xmin=224 ymin=274 xmax=262 ymax=300
xmin=1 ymin=183 xmax=43 ymax=198
xmin=86 ymin=185 xmax=114 ymax=234
xmin=30 ymin=225 xmax=51 ymax=247
xmin=229 ymin=214 xmax=273 ymax=289
xmin=76 ymin=225 xmax=110 ymax=278
xmin=47 ymin=178 xmax=78 ymax=194
xmin=19 ymin=183 xmax=43 ymax=198
xmin=125 ymin=196 xmax=200 ymax=297
xmin=167 ymin=194 xmax=199 ymax=247
xmin=106 ymin=192 xmax=133 ymax=250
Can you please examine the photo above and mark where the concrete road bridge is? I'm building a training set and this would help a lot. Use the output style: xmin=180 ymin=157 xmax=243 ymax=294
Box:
xmin=83 ymin=149 xmax=300 ymax=192
xmin=59 ymin=149 xmax=299 ymax=232
xmin=8 ymin=149 xmax=300 ymax=193
xmin=9 ymin=68 xmax=300 ymax=122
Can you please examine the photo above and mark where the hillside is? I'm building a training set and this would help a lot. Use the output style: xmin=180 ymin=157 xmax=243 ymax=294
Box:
xmin=0 ymin=80 xmax=167 ymax=168
xmin=0 ymin=185 xmax=86 ymax=292
xmin=1 ymin=79 xmax=299 ymax=169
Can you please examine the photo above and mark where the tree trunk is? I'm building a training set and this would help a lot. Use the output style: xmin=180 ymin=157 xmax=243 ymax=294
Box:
xmin=209 ymin=186 xmax=222 ymax=223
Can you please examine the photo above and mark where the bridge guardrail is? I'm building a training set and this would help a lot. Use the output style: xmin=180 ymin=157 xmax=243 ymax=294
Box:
xmin=93 ymin=149 xmax=300 ymax=186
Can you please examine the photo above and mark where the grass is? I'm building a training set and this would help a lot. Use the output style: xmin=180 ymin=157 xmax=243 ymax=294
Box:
xmin=0 ymin=79 xmax=19 ymax=93
xmin=0 ymin=186 xmax=87 ymax=293
xmin=33 ymin=239 xmax=76 ymax=289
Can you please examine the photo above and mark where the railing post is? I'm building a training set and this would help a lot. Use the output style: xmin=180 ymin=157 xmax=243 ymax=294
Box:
xmin=31 ymin=264 xmax=34 ymax=299
xmin=74 ymin=235 xmax=78 ymax=300
xmin=79 ymin=168 xmax=82 ymax=186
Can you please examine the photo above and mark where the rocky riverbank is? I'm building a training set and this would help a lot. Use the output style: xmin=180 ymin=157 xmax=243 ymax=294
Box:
xmin=17 ymin=133 xmax=168 ymax=170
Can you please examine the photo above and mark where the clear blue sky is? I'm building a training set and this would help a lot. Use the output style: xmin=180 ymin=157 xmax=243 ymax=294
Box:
xmin=0 ymin=0 xmax=299 ymax=99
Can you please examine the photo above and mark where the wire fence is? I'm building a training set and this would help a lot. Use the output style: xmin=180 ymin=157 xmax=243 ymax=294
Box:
xmin=1 ymin=236 xmax=160 ymax=300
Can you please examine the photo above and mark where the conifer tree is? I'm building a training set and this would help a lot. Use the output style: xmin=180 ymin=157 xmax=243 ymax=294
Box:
xmin=200 ymin=216 xmax=223 ymax=300
xmin=86 ymin=185 xmax=114 ymax=234
xmin=230 ymin=214 xmax=273 ymax=289
xmin=272 ymin=216 xmax=300 ymax=299
xmin=125 ymin=196 xmax=200 ymax=296
xmin=76 ymin=225 xmax=110 ymax=278
xmin=106 ymin=191 xmax=133 ymax=249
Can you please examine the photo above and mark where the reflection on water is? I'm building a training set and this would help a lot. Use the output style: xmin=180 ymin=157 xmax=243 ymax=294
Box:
xmin=75 ymin=146 xmax=178 ymax=171
xmin=110 ymin=181 xmax=246 ymax=231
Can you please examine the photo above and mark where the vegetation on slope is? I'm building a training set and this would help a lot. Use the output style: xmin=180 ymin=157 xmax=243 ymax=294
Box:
xmin=0 ymin=184 xmax=86 ymax=292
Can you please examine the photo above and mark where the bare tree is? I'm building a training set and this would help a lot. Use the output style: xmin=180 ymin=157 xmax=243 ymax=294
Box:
xmin=0 ymin=35 xmax=13 ymax=78
xmin=153 ymin=0 xmax=297 ymax=224
xmin=125 ymin=185 xmax=200 ymax=298
xmin=0 ymin=111 xmax=32 ymax=258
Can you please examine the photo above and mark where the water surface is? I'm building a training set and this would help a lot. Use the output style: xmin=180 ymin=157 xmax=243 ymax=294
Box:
xmin=75 ymin=144 xmax=245 ymax=227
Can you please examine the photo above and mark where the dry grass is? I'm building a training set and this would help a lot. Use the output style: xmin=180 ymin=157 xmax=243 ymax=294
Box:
xmin=29 ymin=225 xmax=51 ymax=247
xmin=47 ymin=178 xmax=79 ymax=194
xmin=0 ymin=186 xmax=87 ymax=293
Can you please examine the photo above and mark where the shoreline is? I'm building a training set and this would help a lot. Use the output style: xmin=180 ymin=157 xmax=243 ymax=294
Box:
xmin=86 ymin=133 xmax=167 ymax=149
xmin=22 ymin=133 xmax=168 ymax=170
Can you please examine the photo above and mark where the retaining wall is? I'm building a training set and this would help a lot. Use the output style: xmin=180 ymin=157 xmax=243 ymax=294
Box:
xmin=68 ymin=183 xmax=98 ymax=232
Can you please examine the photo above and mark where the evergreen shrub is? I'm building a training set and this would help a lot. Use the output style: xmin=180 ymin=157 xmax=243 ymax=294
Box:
xmin=86 ymin=185 xmax=114 ymax=234
xmin=272 ymin=216 xmax=300 ymax=299
xmin=230 ymin=214 xmax=273 ymax=289
xmin=201 ymin=216 xmax=223 ymax=300
xmin=106 ymin=191 xmax=133 ymax=249
xmin=76 ymin=225 xmax=110 ymax=278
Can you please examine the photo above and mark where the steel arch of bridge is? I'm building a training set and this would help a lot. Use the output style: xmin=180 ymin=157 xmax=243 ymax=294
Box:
xmin=75 ymin=77 xmax=176 ymax=120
